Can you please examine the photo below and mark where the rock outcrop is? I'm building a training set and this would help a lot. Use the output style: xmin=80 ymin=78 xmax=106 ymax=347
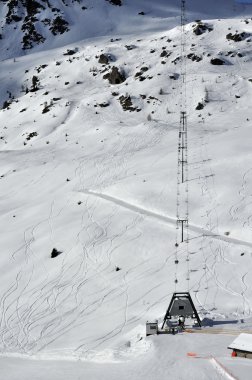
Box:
xmin=103 ymin=66 xmax=126 ymax=84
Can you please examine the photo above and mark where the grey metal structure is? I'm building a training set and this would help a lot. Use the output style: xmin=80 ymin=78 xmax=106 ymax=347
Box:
xmin=146 ymin=321 xmax=158 ymax=336
xmin=176 ymin=0 xmax=189 ymax=244
xmin=161 ymin=292 xmax=201 ymax=329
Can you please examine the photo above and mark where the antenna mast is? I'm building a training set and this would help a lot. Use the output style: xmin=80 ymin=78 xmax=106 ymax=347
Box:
xmin=176 ymin=0 xmax=189 ymax=245
xmin=160 ymin=1 xmax=201 ymax=330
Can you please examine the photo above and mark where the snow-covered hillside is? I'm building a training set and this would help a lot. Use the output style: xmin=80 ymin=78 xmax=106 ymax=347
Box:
xmin=0 ymin=0 xmax=251 ymax=59
xmin=1 ymin=0 xmax=252 ymax=379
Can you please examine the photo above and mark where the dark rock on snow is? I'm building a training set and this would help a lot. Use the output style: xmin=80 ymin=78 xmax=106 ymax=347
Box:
xmin=119 ymin=95 xmax=139 ymax=112
xmin=195 ymin=102 xmax=204 ymax=110
xmin=187 ymin=53 xmax=202 ymax=62
xmin=50 ymin=16 xmax=69 ymax=35
xmin=226 ymin=32 xmax=249 ymax=42
xmin=98 ymin=54 xmax=110 ymax=64
xmin=107 ymin=0 xmax=122 ymax=5
xmin=210 ymin=58 xmax=225 ymax=65
xmin=193 ymin=21 xmax=213 ymax=36
xmin=51 ymin=248 xmax=62 ymax=258
xmin=103 ymin=66 xmax=126 ymax=84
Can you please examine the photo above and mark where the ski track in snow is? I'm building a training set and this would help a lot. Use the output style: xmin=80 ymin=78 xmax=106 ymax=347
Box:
xmin=79 ymin=189 xmax=252 ymax=249
xmin=184 ymin=119 xmax=252 ymax=318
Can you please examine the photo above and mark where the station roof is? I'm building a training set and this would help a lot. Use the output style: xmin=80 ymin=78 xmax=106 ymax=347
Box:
xmin=228 ymin=333 xmax=252 ymax=352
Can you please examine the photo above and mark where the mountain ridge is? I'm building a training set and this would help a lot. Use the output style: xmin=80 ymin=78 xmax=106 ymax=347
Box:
xmin=0 ymin=0 xmax=251 ymax=60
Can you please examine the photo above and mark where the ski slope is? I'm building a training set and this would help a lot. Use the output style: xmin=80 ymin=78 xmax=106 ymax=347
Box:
xmin=0 ymin=0 xmax=252 ymax=378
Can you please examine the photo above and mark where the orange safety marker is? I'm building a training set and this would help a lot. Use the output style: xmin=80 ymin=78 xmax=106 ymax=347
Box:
xmin=187 ymin=352 xmax=197 ymax=357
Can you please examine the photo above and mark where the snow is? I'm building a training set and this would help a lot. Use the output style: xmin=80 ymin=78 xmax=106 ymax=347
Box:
xmin=0 ymin=0 xmax=251 ymax=60
xmin=228 ymin=333 xmax=252 ymax=352
xmin=219 ymin=357 xmax=252 ymax=380
xmin=0 ymin=333 xmax=248 ymax=380
xmin=0 ymin=0 xmax=252 ymax=379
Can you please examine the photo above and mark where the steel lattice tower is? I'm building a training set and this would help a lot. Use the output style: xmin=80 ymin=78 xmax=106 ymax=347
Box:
xmin=176 ymin=0 xmax=189 ymax=245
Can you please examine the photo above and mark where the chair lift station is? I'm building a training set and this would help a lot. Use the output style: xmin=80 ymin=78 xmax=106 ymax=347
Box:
xmin=145 ymin=293 xmax=201 ymax=336
xmin=145 ymin=0 xmax=201 ymax=337
xmin=162 ymin=292 xmax=201 ymax=330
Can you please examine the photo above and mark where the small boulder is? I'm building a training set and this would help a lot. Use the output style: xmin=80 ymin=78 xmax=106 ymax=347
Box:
xmin=169 ymin=73 xmax=179 ymax=80
xmin=210 ymin=58 xmax=225 ymax=65
xmin=226 ymin=32 xmax=248 ymax=42
xmin=103 ymin=66 xmax=126 ymax=84
xmin=98 ymin=102 xmax=110 ymax=107
xmin=98 ymin=54 xmax=109 ymax=64
xmin=51 ymin=248 xmax=62 ymax=258
xmin=119 ymin=95 xmax=135 ymax=111
xmin=63 ymin=48 xmax=78 ymax=56
xmin=108 ymin=0 xmax=122 ymax=5
xmin=119 ymin=95 xmax=140 ymax=112
xmin=193 ymin=22 xmax=213 ymax=36
xmin=187 ymin=53 xmax=202 ymax=62
xmin=195 ymin=102 xmax=204 ymax=110
xmin=160 ymin=50 xmax=172 ymax=58
xmin=125 ymin=44 xmax=136 ymax=50
xmin=26 ymin=132 xmax=38 ymax=140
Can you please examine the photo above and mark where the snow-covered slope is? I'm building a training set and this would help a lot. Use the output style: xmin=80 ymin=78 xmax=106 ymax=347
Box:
xmin=0 ymin=0 xmax=251 ymax=59
xmin=1 ymin=1 xmax=252 ymax=379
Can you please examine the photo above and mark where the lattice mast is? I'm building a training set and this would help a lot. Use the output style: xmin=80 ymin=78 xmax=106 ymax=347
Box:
xmin=176 ymin=0 xmax=189 ymax=245
xmin=161 ymin=2 xmax=201 ymax=327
